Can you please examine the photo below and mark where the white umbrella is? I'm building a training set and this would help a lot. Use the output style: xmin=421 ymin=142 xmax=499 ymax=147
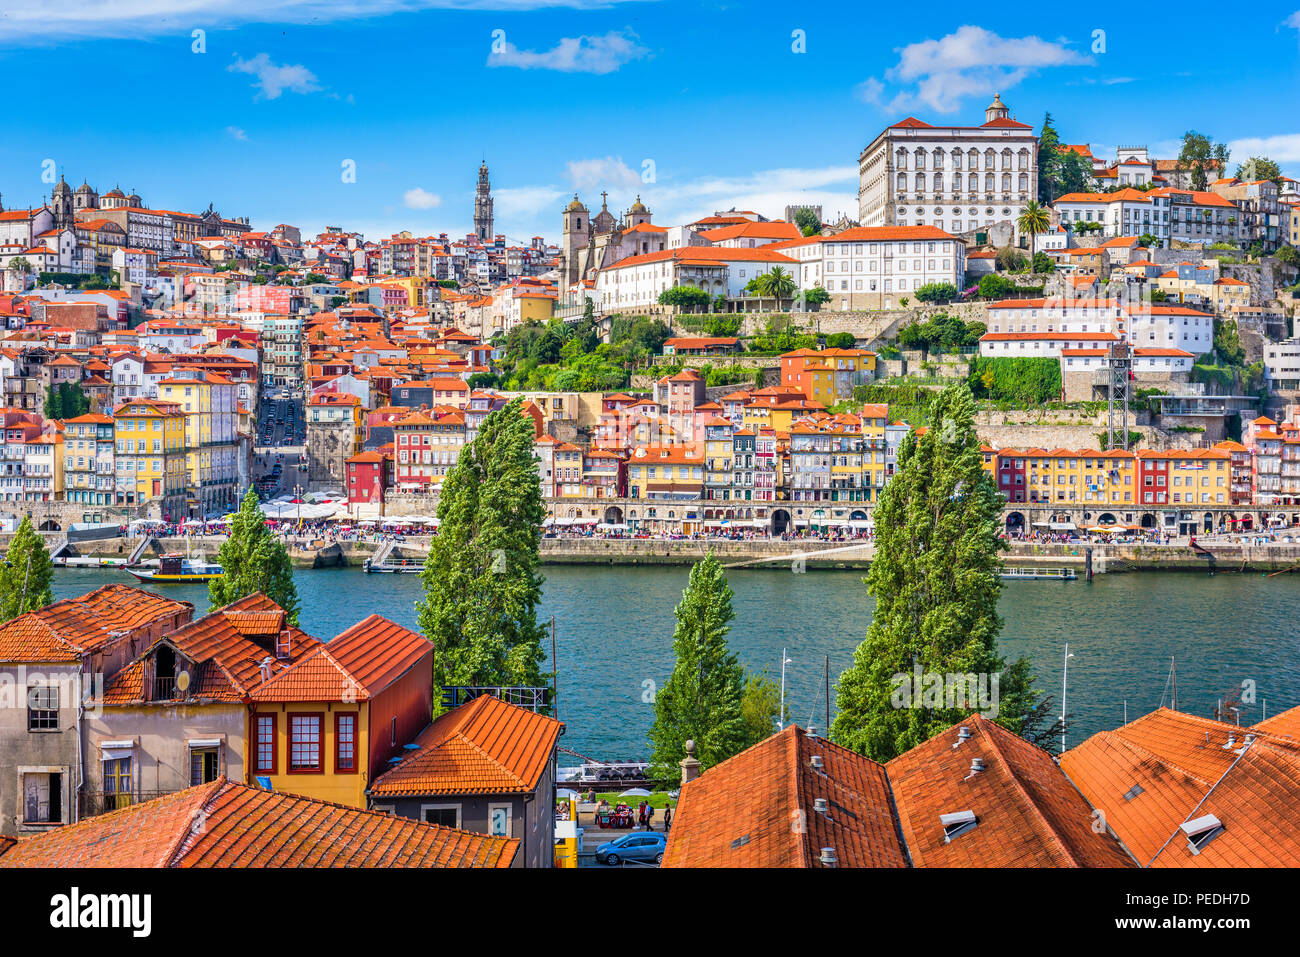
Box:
xmin=619 ymin=788 xmax=651 ymax=798
xmin=556 ymin=788 xmax=581 ymax=801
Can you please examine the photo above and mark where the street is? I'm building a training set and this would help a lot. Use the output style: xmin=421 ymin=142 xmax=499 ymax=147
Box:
xmin=253 ymin=388 xmax=309 ymax=499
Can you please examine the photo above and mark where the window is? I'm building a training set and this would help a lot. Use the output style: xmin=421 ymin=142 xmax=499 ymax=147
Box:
xmin=27 ymin=685 xmax=58 ymax=731
xmin=489 ymin=803 xmax=512 ymax=837
xmin=256 ymin=714 xmax=277 ymax=773
xmin=190 ymin=747 xmax=219 ymax=786
xmin=941 ymin=810 xmax=978 ymax=842
xmin=422 ymin=805 xmax=461 ymax=828
xmin=289 ymin=713 xmax=324 ymax=772
xmin=103 ymin=756 xmax=132 ymax=805
xmin=336 ymin=713 xmax=357 ymax=773
xmin=22 ymin=771 xmax=62 ymax=824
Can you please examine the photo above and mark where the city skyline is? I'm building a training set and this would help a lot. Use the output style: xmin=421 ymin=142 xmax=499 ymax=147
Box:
xmin=4 ymin=1 xmax=1300 ymax=241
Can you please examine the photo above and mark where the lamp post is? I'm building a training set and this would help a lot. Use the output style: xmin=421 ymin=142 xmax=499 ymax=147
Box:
xmin=1061 ymin=644 xmax=1075 ymax=753
xmin=778 ymin=649 xmax=793 ymax=731
xmin=293 ymin=483 xmax=304 ymax=530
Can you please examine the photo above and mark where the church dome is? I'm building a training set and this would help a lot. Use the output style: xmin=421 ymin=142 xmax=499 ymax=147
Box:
xmin=565 ymin=194 xmax=587 ymax=212
xmin=628 ymin=194 xmax=648 ymax=214
xmin=104 ymin=185 xmax=125 ymax=198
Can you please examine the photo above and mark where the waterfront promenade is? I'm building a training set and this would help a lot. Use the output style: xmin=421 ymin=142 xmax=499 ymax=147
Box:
xmin=24 ymin=529 xmax=1300 ymax=573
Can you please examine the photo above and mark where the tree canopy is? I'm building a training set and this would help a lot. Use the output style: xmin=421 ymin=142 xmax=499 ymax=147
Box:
xmin=830 ymin=383 xmax=1057 ymax=760
xmin=0 ymin=516 xmax=54 ymax=622
xmin=209 ymin=487 xmax=301 ymax=624
xmin=647 ymin=552 xmax=745 ymax=786
xmin=416 ymin=397 xmax=548 ymax=694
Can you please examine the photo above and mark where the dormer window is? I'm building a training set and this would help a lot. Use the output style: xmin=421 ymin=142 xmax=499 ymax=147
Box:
xmin=275 ymin=631 xmax=292 ymax=660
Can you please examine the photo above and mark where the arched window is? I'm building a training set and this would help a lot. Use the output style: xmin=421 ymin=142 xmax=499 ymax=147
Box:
xmin=1018 ymin=173 xmax=1029 ymax=192
xmin=896 ymin=172 xmax=907 ymax=191
xmin=985 ymin=173 xmax=994 ymax=192
xmin=984 ymin=149 xmax=995 ymax=169
xmin=895 ymin=149 xmax=908 ymax=169
xmin=1001 ymin=148 xmax=1013 ymax=169
xmin=952 ymin=150 xmax=963 ymax=169
xmin=1018 ymin=149 xmax=1029 ymax=170
xmin=932 ymin=149 xmax=944 ymax=168
xmin=933 ymin=174 xmax=944 ymax=192
xmin=1001 ymin=173 xmax=1011 ymax=192
xmin=914 ymin=149 xmax=926 ymax=169
xmin=914 ymin=173 xmax=925 ymax=192
xmin=968 ymin=172 xmax=978 ymax=191
xmin=968 ymin=148 xmax=978 ymax=168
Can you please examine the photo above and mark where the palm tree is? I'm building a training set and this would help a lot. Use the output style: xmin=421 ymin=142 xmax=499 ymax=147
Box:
xmin=755 ymin=266 xmax=796 ymax=313
xmin=1017 ymin=201 xmax=1050 ymax=247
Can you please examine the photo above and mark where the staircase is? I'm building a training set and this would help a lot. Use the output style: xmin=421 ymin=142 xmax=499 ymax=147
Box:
xmin=128 ymin=536 xmax=154 ymax=565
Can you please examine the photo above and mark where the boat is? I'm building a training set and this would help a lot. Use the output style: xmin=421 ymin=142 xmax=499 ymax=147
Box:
xmin=127 ymin=552 xmax=223 ymax=583
xmin=1000 ymin=567 xmax=1078 ymax=581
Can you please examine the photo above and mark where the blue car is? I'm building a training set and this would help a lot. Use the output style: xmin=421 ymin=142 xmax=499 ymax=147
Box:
xmin=595 ymin=831 xmax=666 ymax=866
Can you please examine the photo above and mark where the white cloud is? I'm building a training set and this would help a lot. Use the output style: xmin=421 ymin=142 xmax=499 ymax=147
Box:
xmin=402 ymin=187 xmax=442 ymax=210
xmin=487 ymin=31 xmax=647 ymax=74
xmin=566 ymin=157 xmax=643 ymax=191
xmin=0 ymin=1 xmax=640 ymax=41
xmin=228 ymin=53 xmax=321 ymax=99
xmin=1228 ymin=134 xmax=1300 ymax=163
xmin=863 ymin=26 xmax=1093 ymax=114
xmin=226 ymin=126 xmax=248 ymax=140
xmin=1287 ymin=11 xmax=1300 ymax=38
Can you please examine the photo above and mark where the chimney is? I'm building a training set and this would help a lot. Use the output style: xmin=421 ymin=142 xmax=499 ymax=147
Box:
xmin=258 ymin=656 xmax=273 ymax=684
xmin=679 ymin=739 xmax=701 ymax=785
xmin=964 ymin=758 xmax=985 ymax=780
xmin=953 ymin=726 xmax=972 ymax=748
xmin=810 ymin=754 xmax=825 ymax=773
xmin=1222 ymin=732 xmax=1236 ymax=750
xmin=819 ymin=847 xmax=837 ymax=867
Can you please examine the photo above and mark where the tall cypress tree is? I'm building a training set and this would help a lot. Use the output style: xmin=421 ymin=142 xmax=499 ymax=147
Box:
xmin=416 ymin=397 xmax=547 ymax=692
xmin=647 ymin=552 xmax=745 ymax=787
xmin=208 ymin=487 xmax=300 ymax=624
xmin=831 ymin=383 xmax=1052 ymax=761
xmin=0 ymin=516 xmax=55 ymax=622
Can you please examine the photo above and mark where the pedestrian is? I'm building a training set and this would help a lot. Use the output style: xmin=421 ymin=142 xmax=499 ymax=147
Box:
xmin=663 ymin=802 xmax=672 ymax=833
xmin=645 ymin=803 xmax=655 ymax=831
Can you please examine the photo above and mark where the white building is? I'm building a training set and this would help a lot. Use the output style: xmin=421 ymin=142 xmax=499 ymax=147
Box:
xmin=770 ymin=226 xmax=965 ymax=310
xmin=981 ymin=296 xmax=1215 ymax=355
xmin=593 ymin=246 xmax=800 ymax=311
xmin=1053 ymin=189 xmax=1171 ymax=242
xmin=1264 ymin=338 xmax=1300 ymax=391
xmin=858 ymin=94 xmax=1038 ymax=237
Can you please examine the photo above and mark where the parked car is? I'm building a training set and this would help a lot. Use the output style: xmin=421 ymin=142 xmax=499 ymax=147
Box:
xmin=594 ymin=831 xmax=666 ymax=866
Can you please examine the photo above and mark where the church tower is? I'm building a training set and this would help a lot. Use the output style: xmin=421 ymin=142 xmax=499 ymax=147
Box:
xmin=561 ymin=194 xmax=590 ymax=286
xmin=474 ymin=162 xmax=494 ymax=242
xmin=51 ymin=175 xmax=73 ymax=228
xmin=985 ymin=92 xmax=1011 ymax=123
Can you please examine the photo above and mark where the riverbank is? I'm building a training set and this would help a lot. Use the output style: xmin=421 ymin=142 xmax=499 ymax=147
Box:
xmin=28 ymin=531 xmax=1300 ymax=574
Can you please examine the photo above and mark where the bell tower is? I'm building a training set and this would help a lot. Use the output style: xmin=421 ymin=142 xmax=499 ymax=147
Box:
xmin=473 ymin=161 xmax=494 ymax=242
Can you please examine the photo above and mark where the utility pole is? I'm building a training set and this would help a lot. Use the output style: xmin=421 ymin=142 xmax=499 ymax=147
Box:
xmin=1060 ymin=643 xmax=1074 ymax=753
xmin=778 ymin=649 xmax=792 ymax=731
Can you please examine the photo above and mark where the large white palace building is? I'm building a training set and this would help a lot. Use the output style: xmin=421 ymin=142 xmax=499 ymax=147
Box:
xmin=858 ymin=94 xmax=1039 ymax=238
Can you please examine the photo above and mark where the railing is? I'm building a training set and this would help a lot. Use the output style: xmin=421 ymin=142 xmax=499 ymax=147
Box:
xmin=79 ymin=789 xmax=177 ymax=818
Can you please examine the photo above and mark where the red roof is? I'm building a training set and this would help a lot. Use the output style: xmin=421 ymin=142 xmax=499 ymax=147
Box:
xmin=0 ymin=779 xmax=516 ymax=868
xmin=369 ymin=694 xmax=564 ymax=797
xmin=0 ymin=585 xmax=192 ymax=664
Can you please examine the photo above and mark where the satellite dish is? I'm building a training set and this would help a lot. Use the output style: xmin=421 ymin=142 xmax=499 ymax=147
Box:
xmin=176 ymin=670 xmax=190 ymax=692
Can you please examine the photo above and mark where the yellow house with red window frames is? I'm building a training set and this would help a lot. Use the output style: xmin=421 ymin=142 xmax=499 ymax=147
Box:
xmin=248 ymin=615 xmax=434 ymax=808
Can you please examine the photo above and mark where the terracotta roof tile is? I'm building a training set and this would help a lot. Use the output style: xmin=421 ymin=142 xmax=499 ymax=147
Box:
xmin=662 ymin=725 xmax=908 ymax=868
xmin=369 ymin=695 xmax=563 ymax=797
xmin=0 ymin=585 xmax=192 ymax=664
xmin=0 ymin=779 xmax=516 ymax=868
xmin=887 ymin=715 xmax=1134 ymax=867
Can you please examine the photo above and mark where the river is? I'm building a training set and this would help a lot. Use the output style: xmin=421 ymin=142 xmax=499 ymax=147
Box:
xmin=51 ymin=565 xmax=1300 ymax=761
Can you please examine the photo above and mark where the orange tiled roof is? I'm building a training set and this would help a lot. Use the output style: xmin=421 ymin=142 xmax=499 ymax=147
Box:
xmin=887 ymin=714 xmax=1134 ymax=868
xmin=0 ymin=585 xmax=191 ymax=664
xmin=1060 ymin=708 xmax=1300 ymax=867
xmin=1254 ymin=703 xmax=1300 ymax=740
xmin=662 ymin=724 xmax=908 ymax=868
xmin=369 ymin=694 xmax=563 ymax=797
xmin=0 ymin=779 xmax=516 ymax=868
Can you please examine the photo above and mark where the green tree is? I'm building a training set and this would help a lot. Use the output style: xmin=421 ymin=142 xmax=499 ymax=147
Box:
xmin=1178 ymin=131 xmax=1230 ymax=190
xmin=647 ymin=552 xmax=745 ymax=786
xmin=754 ymin=266 xmax=796 ymax=311
xmin=657 ymin=285 xmax=711 ymax=312
xmin=1138 ymin=232 xmax=1161 ymax=250
xmin=830 ymin=383 xmax=1052 ymax=760
xmin=1037 ymin=113 xmax=1063 ymax=203
xmin=824 ymin=332 xmax=857 ymax=349
xmin=1030 ymin=251 xmax=1055 ymax=274
xmin=1016 ymin=200 xmax=1050 ymax=240
xmin=915 ymin=282 xmax=957 ymax=303
xmin=0 ymin=516 xmax=54 ymax=622
xmin=209 ymin=487 xmax=301 ymax=625
xmin=739 ymin=670 xmax=789 ymax=749
xmin=995 ymin=246 xmax=1028 ymax=273
xmin=1235 ymin=156 xmax=1282 ymax=186
xmin=1213 ymin=318 xmax=1245 ymax=366
xmin=56 ymin=382 xmax=90 ymax=418
xmin=802 ymin=285 xmax=831 ymax=307
xmin=416 ymin=398 xmax=547 ymax=693
xmin=977 ymin=274 xmax=1014 ymax=299
xmin=793 ymin=207 xmax=822 ymax=236
xmin=42 ymin=385 xmax=63 ymax=420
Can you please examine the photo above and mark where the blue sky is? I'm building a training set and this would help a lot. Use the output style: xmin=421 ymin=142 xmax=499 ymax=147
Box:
xmin=5 ymin=1 xmax=1300 ymax=244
